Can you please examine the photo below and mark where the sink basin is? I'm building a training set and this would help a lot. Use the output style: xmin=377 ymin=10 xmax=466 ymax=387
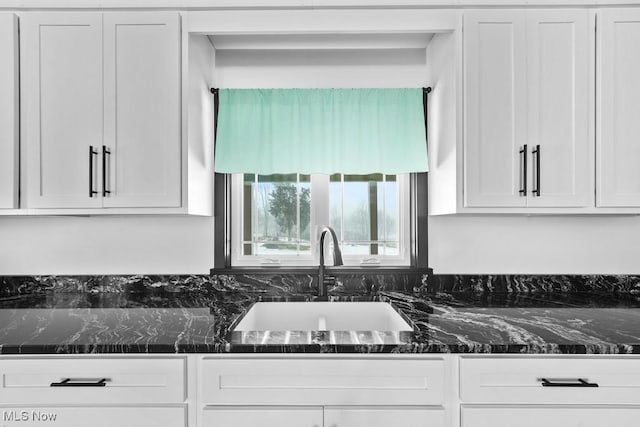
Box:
xmin=230 ymin=302 xmax=414 ymax=346
xmin=234 ymin=301 xmax=413 ymax=332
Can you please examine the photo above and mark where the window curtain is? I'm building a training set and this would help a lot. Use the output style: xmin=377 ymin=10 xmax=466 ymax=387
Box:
xmin=214 ymin=88 xmax=429 ymax=174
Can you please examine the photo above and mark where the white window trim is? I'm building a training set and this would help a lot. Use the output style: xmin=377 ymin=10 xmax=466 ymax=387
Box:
xmin=230 ymin=173 xmax=411 ymax=267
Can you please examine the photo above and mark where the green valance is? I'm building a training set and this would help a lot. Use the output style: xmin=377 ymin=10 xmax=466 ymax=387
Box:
xmin=214 ymin=88 xmax=429 ymax=174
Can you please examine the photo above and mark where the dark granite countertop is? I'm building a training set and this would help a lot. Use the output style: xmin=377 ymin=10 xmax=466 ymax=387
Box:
xmin=2 ymin=286 xmax=640 ymax=354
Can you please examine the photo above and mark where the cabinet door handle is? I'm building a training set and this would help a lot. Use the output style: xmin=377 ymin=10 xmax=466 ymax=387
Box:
xmin=519 ymin=144 xmax=527 ymax=196
xmin=102 ymin=145 xmax=111 ymax=197
xmin=89 ymin=146 xmax=98 ymax=198
xmin=532 ymin=144 xmax=541 ymax=197
xmin=539 ymin=378 xmax=598 ymax=387
xmin=50 ymin=378 xmax=109 ymax=387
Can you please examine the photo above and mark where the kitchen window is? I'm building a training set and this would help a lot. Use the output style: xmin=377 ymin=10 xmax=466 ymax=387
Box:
xmin=230 ymin=173 xmax=410 ymax=267
xmin=215 ymin=88 xmax=428 ymax=268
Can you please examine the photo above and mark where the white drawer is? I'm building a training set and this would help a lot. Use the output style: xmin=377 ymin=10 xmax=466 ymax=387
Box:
xmin=0 ymin=406 xmax=186 ymax=427
xmin=201 ymin=357 xmax=445 ymax=406
xmin=462 ymin=406 xmax=640 ymax=427
xmin=460 ymin=357 xmax=640 ymax=404
xmin=0 ymin=357 xmax=186 ymax=404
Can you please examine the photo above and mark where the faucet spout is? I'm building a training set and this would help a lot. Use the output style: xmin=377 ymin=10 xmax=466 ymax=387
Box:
xmin=318 ymin=226 xmax=343 ymax=299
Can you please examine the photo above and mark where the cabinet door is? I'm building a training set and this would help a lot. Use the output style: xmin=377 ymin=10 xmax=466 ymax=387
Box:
xmin=0 ymin=14 xmax=18 ymax=209
xmin=202 ymin=407 xmax=323 ymax=427
xmin=526 ymin=10 xmax=594 ymax=208
xmin=462 ymin=406 xmax=640 ymax=427
xmin=324 ymin=407 xmax=446 ymax=427
xmin=103 ymin=12 xmax=181 ymax=208
xmin=464 ymin=10 xmax=527 ymax=207
xmin=0 ymin=406 xmax=185 ymax=427
xmin=21 ymin=13 xmax=103 ymax=209
xmin=597 ymin=9 xmax=640 ymax=207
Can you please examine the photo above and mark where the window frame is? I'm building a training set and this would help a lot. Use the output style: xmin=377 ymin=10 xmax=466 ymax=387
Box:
xmin=230 ymin=173 xmax=411 ymax=267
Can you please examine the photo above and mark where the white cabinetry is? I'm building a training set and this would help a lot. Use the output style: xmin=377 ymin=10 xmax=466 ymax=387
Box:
xmin=203 ymin=407 xmax=323 ymax=427
xmin=324 ymin=406 xmax=446 ymax=427
xmin=20 ymin=13 xmax=103 ymax=209
xmin=203 ymin=406 xmax=445 ymax=427
xmin=0 ymin=407 xmax=186 ymax=427
xmin=20 ymin=12 xmax=183 ymax=212
xmin=431 ymin=9 xmax=596 ymax=214
xmin=460 ymin=356 xmax=640 ymax=427
xmin=200 ymin=357 xmax=448 ymax=427
xmin=463 ymin=10 xmax=594 ymax=210
xmin=463 ymin=10 xmax=526 ymax=208
xmin=0 ymin=13 xmax=19 ymax=210
xmin=103 ymin=13 xmax=181 ymax=208
xmin=202 ymin=406 xmax=444 ymax=427
xmin=0 ymin=356 xmax=187 ymax=427
xmin=597 ymin=9 xmax=640 ymax=208
xmin=462 ymin=406 xmax=640 ymax=427
xmin=1 ymin=353 xmax=638 ymax=427
xmin=525 ymin=11 xmax=593 ymax=208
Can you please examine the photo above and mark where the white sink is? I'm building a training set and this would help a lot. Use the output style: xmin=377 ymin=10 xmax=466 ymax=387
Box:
xmin=233 ymin=301 xmax=413 ymax=332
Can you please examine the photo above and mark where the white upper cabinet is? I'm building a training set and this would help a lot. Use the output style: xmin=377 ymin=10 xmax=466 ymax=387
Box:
xmin=21 ymin=13 xmax=104 ymax=209
xmin=525 ymin=10 xmax=593 ymax=208
xmin=103 ymin=12 xmax=181 ymax=208
xmin=0 ymin=14 xmax=19 ymax=210
xmin=464 ymin=11 xmax=527 ymax=208
xmin=462 ymin=9 xmax=594 ymax=210
xmin=597 ymin=9 xmax=640 ymax=207
xmin=21 ymin=12 xmax=184 ymax=212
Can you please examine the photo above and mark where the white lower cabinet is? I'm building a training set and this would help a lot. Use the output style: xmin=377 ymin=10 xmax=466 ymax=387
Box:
xmin=201 ymin=357 xmax=445 ymax=406
xmin=324 ymin=406 xmax=446 ymax=427
xmin=462 ymin=406 xmax=640 ymax=427
xmin=5 ymin=354 xmax=640 ymax=427
xmin=460 ymin=356 xmax=640 ymax=427
xmin=460 ymin=356 xmax=640 ymax=405
xmin=0 ymin=356 xmax=188 ymax=427
xmin=203 ymin=406 xmax=445 ymax=427
xmin=0 ymin=357 xmax=186 ymax=404
xmin=199 ymin=357 xmax=448 ymax=427
xmin=202 ymin=406 xmax=323 ymax=427
xmin=0 ymin=406 xmax=186 ymax=427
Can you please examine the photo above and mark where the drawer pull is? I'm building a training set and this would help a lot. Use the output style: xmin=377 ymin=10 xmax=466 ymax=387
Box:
xmin=50 ymin=378 xmax=110 ymax=387
xmin=539 ymin=378 xmax=598 ymax=388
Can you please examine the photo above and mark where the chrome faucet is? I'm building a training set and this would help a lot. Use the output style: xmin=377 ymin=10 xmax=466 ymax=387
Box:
xmin=317 ymin=226 xmax=343 ymax=299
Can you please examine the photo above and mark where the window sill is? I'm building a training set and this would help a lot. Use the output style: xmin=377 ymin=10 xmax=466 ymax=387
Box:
xmin=210 ymin=266 xmax=433 ymax=275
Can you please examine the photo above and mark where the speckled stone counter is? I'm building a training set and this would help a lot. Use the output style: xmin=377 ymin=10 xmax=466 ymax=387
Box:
xmin=1 ymin=281 xmax=640 ymax=354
